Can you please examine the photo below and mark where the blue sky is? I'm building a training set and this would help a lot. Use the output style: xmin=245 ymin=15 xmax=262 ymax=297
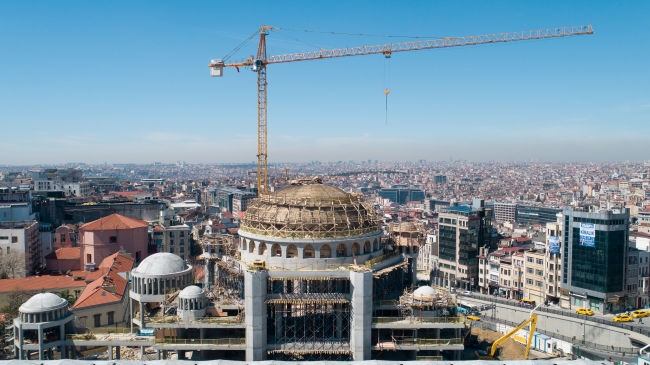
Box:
xmin=1 ymin=1 xmax=648 ymax=164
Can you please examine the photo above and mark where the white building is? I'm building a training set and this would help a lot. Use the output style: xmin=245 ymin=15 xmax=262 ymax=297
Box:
xmin=493 ymin=202 xmax=517 ymax=222
xmin=0 ymin=220 xmax=41 ymax=277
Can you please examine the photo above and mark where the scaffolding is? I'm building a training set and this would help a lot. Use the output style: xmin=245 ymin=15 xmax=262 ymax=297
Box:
xmin=240 ymin=178 xmax=381 ymax=239
xmin=372 ymin=262 xmax=407 ymax=303
xmin=265 ymin=276 xmax=352 ymax=358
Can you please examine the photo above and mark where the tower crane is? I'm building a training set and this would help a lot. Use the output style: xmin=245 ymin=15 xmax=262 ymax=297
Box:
xmin=209 ymin=25 xmax=593 ymax=195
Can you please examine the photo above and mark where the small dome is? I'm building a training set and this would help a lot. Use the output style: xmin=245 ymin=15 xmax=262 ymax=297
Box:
xmin=134 ymin=253 xmax=189 ymax=276
xmin=413 ymin=286 xmax=438 ymax=301
xmin=20 ymin=293 xmax=67 ymax=314
xmin=179 ymin=285 xmax=204 ymax=299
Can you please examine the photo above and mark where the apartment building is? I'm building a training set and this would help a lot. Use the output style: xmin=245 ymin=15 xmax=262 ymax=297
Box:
xmin=524 ymin=249 xmax=546 ymax=303
xmin=162 ymin=224 xmax=191 ymax=261
xmin=493 ymin=202 xmax=517 ymax=222
xmin=436 ymin=200 xmax=492 ymax=290
xmin=545 ymin=219 xmax=563 ymax=304
xmin=0 ymin=220 xmax=41 ymax=277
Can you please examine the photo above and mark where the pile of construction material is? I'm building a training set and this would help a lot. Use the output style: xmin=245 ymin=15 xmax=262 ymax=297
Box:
xmin=471 ymin=327 xmax=526 ymax=360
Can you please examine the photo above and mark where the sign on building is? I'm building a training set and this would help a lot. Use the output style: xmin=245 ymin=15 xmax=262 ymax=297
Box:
xmin=579 ymin=223 xmax=596 ymax=247
xmin=549 ymin=236 xmax=561 ymax=254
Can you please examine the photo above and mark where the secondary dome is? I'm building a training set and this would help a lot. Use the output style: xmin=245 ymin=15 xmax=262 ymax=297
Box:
xmin=413 ymin=286 xmax=438 ymax=301
xmin=179 ymin=285 xmax=204 ymax=299
xmin=134 ymin=253 xmax=188 ymax=276
xmin=241 ymin=179 xmax=380 ymax=239
xmin=20 ymin=293 xmax=67 ymax=313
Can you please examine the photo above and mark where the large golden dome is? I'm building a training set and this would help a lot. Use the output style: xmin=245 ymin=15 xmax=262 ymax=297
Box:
xmin=241 ymin=179 xmax=380 ymax=239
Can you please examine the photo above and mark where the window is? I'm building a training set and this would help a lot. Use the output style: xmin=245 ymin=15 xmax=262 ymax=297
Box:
xmin=180 ymin=231 xmax=185 ymax=237
xmin=107 ymin=311 xmax=114 ymax=325
xmin=170 ymin=239 xmax=174 ymax=245
xmin=11 ymin=237 xmax=17 ymax=243
xmin=514 ymin=282 xmax=518 ymax=287
xmin=549 ymin=263 xmax=554 ymax=270
xmin=60 ymin=235 xmax=66 ymax=243
xmin=536 ymin=259 xmax=543 ymax=265
xmin=94 ymin=314 xmax=101 ymax=327
xmin=87 ymin=254 xmax=92 ymax=263
xmin=527 ymin=279 xmax=533 ymax=285
xmin=169 ymin=247 xmax=175 ymax=253
xmin=180 ymin=239 xmax=185 ymax=245
xmin=479 ymin=278 xmax=483 ymax=283
xmin=527 ymin=268 xmax=533 ymax=274
xmin=527 ymin=257 xmax=534 ymax=263
xmin=549 ymin=275 xmax=554 ymax=281
xmin=74 ymin=290 xmax=81 ymax=297
xmin=536 ymin=270 xmax=543 ymax=276
xmin=536 ymin=280 xmax=543 ymax=287
xmin=180 ymin=247 xmax=185 ymax=253
xmin=169 ymin=232 xmax=174 ymax=237
xmin=479 ymin=269 xmax=483 ymax=274
xmin=109 ymin=236 xmax=117 ymax=244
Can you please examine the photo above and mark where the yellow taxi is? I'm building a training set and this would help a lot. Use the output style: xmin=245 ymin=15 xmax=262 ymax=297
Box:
xmin=613 ymin=313 xmax=633 ymax=322
xmin=632 ymin=310 xmax=649 ymax=318
xmin=576 ymin=308 xmax=594 ymax=316
xmin=466 ymin=315 xmax=481 ymax=321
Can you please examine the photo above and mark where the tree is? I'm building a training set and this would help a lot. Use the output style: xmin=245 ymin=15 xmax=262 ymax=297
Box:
xmin=0 ymin=286 xmax=30 ymax=358
xmin=56 ymin=290 xmax=76 ymax=307
xmin=0 ymin=252 xmax=27 ymax=279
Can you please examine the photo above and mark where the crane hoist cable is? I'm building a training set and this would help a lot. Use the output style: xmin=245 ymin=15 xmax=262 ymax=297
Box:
xmin=384 ymin=54 xmax=391 ymax=124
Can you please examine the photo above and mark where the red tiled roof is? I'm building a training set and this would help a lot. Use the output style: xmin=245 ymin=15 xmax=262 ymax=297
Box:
xmin=0 ymin=275 xmax=87 ymax=294
xmin=80 ymin=213 xmax=148 ymax=231
xmin=44 ymin=247 xmax=81 ymax=260
xmin=98 ymin=251 xmax=135 ymax=272
xmin=72 ymin=269 xmax=127 ymax=309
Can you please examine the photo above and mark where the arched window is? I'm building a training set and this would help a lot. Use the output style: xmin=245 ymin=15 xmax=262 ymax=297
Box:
xmin=241 ymin=239 xmax=246 ymax=250
xmin=336 ymin=243 xmax=347 ymax=257
xmin=373 ymin=238 xmax=379 ymax=251
xmin=259 ymin=242 xmax=267 ymax=255
xmin=287 ymin=244 xmax=298 ymax=258
xmin=320 ymin=244 xmax=331 ymax=258
xmin=304 ymin=244 xmax=315 ymax=259
xmin=272 ymin=243 xmax=282 ymax=257
xmin=364 ymin=241 xmax=370 ymax=254
xmin=352 ymin=242 xmax=360 ymax=256
xmin=249 ymin=240 xmax=255 ymax=253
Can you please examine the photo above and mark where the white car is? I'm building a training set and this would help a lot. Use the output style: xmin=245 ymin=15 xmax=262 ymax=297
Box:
xmin=461 ymin=291 xmax=472 ymax=296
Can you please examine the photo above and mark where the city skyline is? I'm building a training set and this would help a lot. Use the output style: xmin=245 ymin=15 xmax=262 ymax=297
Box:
xmin=2 ymin=2 xmax=649 ymax=164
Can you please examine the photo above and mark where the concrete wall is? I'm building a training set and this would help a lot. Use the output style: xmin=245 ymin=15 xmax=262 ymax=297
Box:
xmin=350 ymin=271 xmax=372 ymax=361
xmin=245 ymin=270 xmax=267 ymax=361
xmin=463 ymin=296 xmax=650 ymax=348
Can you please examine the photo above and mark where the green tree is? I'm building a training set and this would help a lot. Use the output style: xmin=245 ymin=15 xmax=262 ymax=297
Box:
xmin=56 ymin=290 xmax=76 ymax=307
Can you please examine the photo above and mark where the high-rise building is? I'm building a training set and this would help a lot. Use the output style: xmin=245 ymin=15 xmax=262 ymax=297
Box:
xmin=560 ymin=207 xmax=629 ymax=313
xmin=435 ymin=200 xmax=492 ymax=290
xmin=378 ymin=188 xmax=425 ymax=205
xmin=434 ymin=175 xmax=447 ymax=184
xmin=493 ymin=202 xmax=517 ymax=222
xmin=516 ymin=205 xmax=562 ymax=225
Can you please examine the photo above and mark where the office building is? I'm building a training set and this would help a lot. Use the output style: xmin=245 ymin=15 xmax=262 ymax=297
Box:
xmin=516 ymin=205 xmax=562 ymax=225
xmin=378 ymin=188 xmax=425 ymax=205
xmin=560 ymin=207 xmax=629 ymax=313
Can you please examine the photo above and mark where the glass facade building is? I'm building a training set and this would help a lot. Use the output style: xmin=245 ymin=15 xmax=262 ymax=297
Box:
xmin=516 ymin=205 xmax=562 ymax=225
xmin=561 ymin=207 xmax=629 ymax=313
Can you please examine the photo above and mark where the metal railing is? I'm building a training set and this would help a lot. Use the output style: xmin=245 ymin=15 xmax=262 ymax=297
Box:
xmin=377 ymin=300 xmax=398 ymax=307
xmin=459 ymin=292 xmax=650 ymax=337
xmin=416 ymin=356 xmax=443 ymax=361
xmin=372 ymin=316 xmax=464 ymax=324
xmin=241 ymin=260 xmax=354 ymax=272
xmin=154 ymin=338 xmax=245 ymax=346
xmin=66 ymin=334 xmax=151 ymax=342
xmin=148 ymin=317 xmax=244 ymax=325
xmin=398 ymin=338 xmax=462 ymax=346
xmin=365 ymin=251 xmax=399 ymax=268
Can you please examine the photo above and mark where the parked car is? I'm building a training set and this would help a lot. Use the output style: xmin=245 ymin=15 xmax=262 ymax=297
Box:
xmin=461 ymin=291 xmax=472 ymax=296
xmin=613 ymin=314 xmax=633 ymax=322
xmin=632 ymin=310 xmax=649 ymax=318
xmin=466 ymin=315 xmax=481 ymax=321
xmin=576 ymin=308 xmax=594 ymax=316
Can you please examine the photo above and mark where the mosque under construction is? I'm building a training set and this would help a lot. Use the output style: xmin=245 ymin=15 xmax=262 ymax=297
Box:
xmin=13 ymin=180 xmax=465 ymax=362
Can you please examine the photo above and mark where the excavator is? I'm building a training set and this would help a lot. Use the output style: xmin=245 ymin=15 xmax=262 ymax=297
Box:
xmin=475 ymin=304 xmax=539 ymax=360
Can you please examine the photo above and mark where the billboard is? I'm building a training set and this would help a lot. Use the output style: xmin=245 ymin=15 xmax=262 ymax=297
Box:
xmin=579 ymin=223 xmax=596 ymax=247
xmin=548 ymin=236 xmax=561 ymax=254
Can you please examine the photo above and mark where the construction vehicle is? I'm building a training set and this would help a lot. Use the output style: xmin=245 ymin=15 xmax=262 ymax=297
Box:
xmin=209 ymin=25 xmax=593 ymax=195
xmin=476 ymin=304 xmax=539 ymax=360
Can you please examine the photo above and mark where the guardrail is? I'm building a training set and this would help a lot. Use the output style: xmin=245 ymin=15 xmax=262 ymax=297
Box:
xmin=460 ymin=292 xmax=650 ymax=338
xmin=148 ymin=317 xmax=244 ymax=325
xmin=474 ymin=317 xmax=638 ymax=354
xmin=416 ymin=356 xmax=443 ymax=361
xmin=399 ymin=338 xmax=462 ymax=346
xmin=154 ymin=338 xmax=245 ymax=346
xmin=365 ymin=251 xmax=399 ymax=268
xmin=372 ymin=316 xmax=464 ymax=324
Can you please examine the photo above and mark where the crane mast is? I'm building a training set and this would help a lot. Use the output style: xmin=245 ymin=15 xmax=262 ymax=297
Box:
xmin=210 ymin=25 xmax=593 ymax=195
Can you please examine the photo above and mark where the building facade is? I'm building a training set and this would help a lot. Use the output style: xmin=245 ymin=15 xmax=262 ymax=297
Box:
xmin=560 ymin=207 xmax=629 ymax=313
xmin=493 ymin=202 xmax=517 ymax=222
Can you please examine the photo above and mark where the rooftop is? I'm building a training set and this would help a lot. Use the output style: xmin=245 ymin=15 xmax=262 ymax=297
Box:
xmin=80 ymin=213 xmax=148 ymax=231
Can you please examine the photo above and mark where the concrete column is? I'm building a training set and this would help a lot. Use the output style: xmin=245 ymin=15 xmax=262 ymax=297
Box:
xmin=108 ymin=346 xmax=113 ymax=360
xmin=245 ymin=270 xmax=267 ymax=361
xmin=130 ymin=298 xmax=134 ymax=333
xmin=37 ymin=327 xmax=44 ymax=360
xmin=140 ymin=301 xmax=145 ymax=328
xmin=17 ymin=325 xmax=23 ymax=360
xmin=435 ymin=328 xmax=440 ymax=339
xmin=350 ymin=271 xmax=372 ymax=361
xmin=60 ymin=324 xmax=66 ymax=358
xmin=200 ymin=328 xmax=205 ymax=339
xmin=335 ymin=303 xmax=342 ymax=339
xmin=275 ymin=304 xmax=283 ymax=340
xmin=156 ymin=349 xmax=161 ymax=360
